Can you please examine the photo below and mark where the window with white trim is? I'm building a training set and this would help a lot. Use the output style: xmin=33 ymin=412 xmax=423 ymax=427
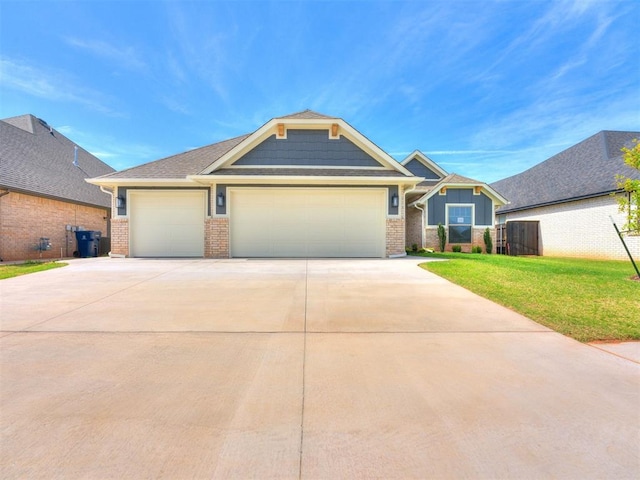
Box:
xmin=447 ymin=205 xmax=473 ymax=243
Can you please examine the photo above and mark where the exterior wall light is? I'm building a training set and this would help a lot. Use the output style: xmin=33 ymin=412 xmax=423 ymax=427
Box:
xmin=217 ymin=192 xmax=226 ymax=207
xmin=116 ymin=196 xmax=126 ymax=209
xmin=391 ymin=193 xmax=399 ymax=208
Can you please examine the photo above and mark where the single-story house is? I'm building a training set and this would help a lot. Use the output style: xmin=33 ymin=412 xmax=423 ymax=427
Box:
xmin=88 ymin=110 xmax=506 ymax=258
xmin=491 ymin=130 xmax=640 ymax=260
xmin=0 ymin=114 xmax=115 ymax=262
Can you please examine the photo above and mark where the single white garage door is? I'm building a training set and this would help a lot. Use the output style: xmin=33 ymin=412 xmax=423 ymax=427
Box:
xmin=130 ymin=190 xmax=206 ymax=257
xmin=230 ymin=188 xmax=386 ymax=257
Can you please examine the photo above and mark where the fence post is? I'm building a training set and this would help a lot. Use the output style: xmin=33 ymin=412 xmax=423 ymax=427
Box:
xmin=610 ymin=216 xmax=640 ymax=278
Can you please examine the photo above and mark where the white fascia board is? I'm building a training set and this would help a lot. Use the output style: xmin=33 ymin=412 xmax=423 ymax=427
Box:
xmin=400 ymin=150 xmax=448 ymax=177
xmin=413 ymin=182 xmax=508 ymax=206
xmin=482 ymin=187 xmax=508 ymax=205
xmin=199 ymin=120 xmax=277 ymax=174
xmin=199 ymin=117 xmax=416 ymax=177
xmin=187 ymin=175 xmax=424 ymax=186
xmin=85 ymin=178 xmax=196 ymax=188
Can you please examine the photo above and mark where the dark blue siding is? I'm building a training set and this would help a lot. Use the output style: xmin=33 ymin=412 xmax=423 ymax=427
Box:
xmin=404 ymin=158 xmax=442 ymax=179
xmin=234 ymin=129 xmax=382 ymax=167
xmin=427 ymin=189 xmax=493 ymax=226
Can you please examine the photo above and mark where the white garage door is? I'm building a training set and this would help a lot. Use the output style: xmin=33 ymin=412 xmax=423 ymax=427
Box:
xmin=230 ymin=188 xmax=386 ymax=258
xmin=130 ymin=190 xmax=206 ymax=257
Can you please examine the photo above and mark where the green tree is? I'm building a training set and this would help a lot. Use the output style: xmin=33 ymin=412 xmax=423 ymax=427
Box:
xmin=437 ymin=223 xmax=446 ymax=252
xmin=483 ymin=227 xmax=493 ymax=254
xmin=616 ymin=139 xmax=640 ymax=235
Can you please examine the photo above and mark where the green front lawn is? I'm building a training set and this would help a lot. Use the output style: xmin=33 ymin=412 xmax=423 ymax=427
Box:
xmin=0 ymin=261 xmax=67 ymax=280
xmin=415 ymin=253 xmax=639 ymax=342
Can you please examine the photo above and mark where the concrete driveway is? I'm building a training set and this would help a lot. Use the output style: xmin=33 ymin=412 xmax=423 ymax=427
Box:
xmin=1 ymin=258 xmax=638 ymax=479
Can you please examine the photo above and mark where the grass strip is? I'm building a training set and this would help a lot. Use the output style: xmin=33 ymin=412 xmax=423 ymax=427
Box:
xmin=0 ymin=261 xmax=67 ymax=280
xmin=416 ymin=253 xmax=639 ymax=342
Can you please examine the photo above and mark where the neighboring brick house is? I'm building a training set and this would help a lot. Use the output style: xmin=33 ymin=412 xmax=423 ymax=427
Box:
xmin=88 ymin=110 xmax=504 ymax=259
xmin=491 ymin=131 xmax=640 ymax=260
xmin=0 ymin=114 xmax=115 ymax=261
xmin=402 ymin=151 xmax=508 ymax=252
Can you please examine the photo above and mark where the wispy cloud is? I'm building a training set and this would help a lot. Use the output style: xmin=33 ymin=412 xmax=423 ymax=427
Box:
xmin=163 ymin=2 xmax=236 ymax=102
xmin=88 ymin=142 xmax=162 ymax=170
xmin=64 ymin=37 xmax=147 ymax=72
xmin=0 ymin=56 xmax=123 ymax=116
xmin=427 ymin=149 xmax=517 ymax=155
xmin=52 ymin=123 xmax=160 ymax=170
xmin=159 ymin=95 xmax=191 ymax=115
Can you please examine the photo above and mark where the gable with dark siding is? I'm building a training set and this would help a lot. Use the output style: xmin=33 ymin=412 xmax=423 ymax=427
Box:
xmin=427 ymin=189 xmax=494 ymax=226
xmin=404 ymin=158 xmax=443 ymax=180
xmin=233 ymin=129 xmax=383 ymax=167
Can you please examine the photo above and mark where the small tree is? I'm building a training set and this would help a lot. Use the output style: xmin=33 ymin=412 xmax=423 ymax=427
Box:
xmin=437 ymin=223 xmax=446 ymax=252
xmin=615 ymin=139 xmax=640 ymax=235
xmin=483 ymin=227 xmax=493 ymax=254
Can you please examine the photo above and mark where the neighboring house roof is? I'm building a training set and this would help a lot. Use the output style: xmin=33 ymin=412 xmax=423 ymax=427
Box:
xmin=90 ymin=110 xmax=421 ymax=186
xmin=0 ymin=114 xmax=115 ymax=208
xmin=492 ymin=130 xmax=640 ymax=214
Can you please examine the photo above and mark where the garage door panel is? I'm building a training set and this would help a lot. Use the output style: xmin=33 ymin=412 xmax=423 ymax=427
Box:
xmin=230 ymin=188 xmax=385 ymax=258
xmin=130 ymin=191 xmax=205 ymax=257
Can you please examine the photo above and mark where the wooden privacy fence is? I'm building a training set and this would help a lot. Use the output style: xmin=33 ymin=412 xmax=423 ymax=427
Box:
xmin=496 ymin=221 xmax=540 ymax=256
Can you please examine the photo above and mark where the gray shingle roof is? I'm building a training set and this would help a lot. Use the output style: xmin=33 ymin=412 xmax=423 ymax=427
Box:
xmin=277 ymin=110 xmax=337 ymax=120
xmin=439 ymin=173 xmax=484 ymax=185
xmin=491 ymin=131 xmax=640 ymax=213
xmin=96 ymin=134 xmax=250 ymax=179
xmin=0 ymin=114 xmax=115 ymax=208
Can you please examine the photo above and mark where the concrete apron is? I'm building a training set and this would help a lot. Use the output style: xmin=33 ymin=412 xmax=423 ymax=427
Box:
xmin=0 ymin=257 xmax=638 ymax=479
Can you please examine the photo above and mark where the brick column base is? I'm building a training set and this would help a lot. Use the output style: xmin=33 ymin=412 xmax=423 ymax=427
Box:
xmin=110 ymin=218 xmax=129 ymax=256
xmin=206 ymin=217 xmax=229 ymax=258
xmin=386 ymin=218 xmax=405 ymax=257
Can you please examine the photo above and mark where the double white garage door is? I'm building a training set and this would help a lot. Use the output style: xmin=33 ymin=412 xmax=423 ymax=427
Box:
xmin=129 ymin=188 xmax=386 ymax=258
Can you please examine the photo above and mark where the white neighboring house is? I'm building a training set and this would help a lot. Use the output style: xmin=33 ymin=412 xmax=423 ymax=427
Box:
xmin=491 ymin=131 xmax=640 ymax=261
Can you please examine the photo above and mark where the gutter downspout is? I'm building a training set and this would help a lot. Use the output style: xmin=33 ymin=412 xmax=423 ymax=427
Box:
xmin=413 ymin=202 xmax=426 ymax=248
xmin=100 ymin=186 xmax=114 ymax=240
xmin=405 ymin=184 xmax=426 ymax=249
xmin=0 ymin=190 xmax=9 ymax=261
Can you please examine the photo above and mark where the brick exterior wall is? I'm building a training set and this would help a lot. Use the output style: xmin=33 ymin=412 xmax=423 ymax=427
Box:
xmin=498 ymin=194 xmax=640 ymax=260
xmin=386 ymin=217 xmax=405 ymax=257
xmin=424 ymin=226 xmax=495 ymax=253
xmin=110 ymin=218 xmax=129 ymax=256
xmin=0 ymin=191 xmax=108 ymax=262
xmin=206 ymin=217 xmax=229 ymax=258
xmin=405 ymin=204 xmax=423 ymax=249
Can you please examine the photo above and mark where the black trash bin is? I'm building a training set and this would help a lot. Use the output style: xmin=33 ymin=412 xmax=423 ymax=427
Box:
xmin=75 ymin=230 xmax=102 ymax=258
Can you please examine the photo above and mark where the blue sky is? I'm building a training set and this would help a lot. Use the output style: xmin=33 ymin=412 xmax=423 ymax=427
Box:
xmin=1 ymin=0 xmax=639 ymax=182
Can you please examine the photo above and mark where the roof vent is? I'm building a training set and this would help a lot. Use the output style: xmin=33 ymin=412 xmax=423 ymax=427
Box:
xmin=73 ymin=145 xmax=79 ymax=167
xmin=37 ymin=117 xmax=54 ymax=135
